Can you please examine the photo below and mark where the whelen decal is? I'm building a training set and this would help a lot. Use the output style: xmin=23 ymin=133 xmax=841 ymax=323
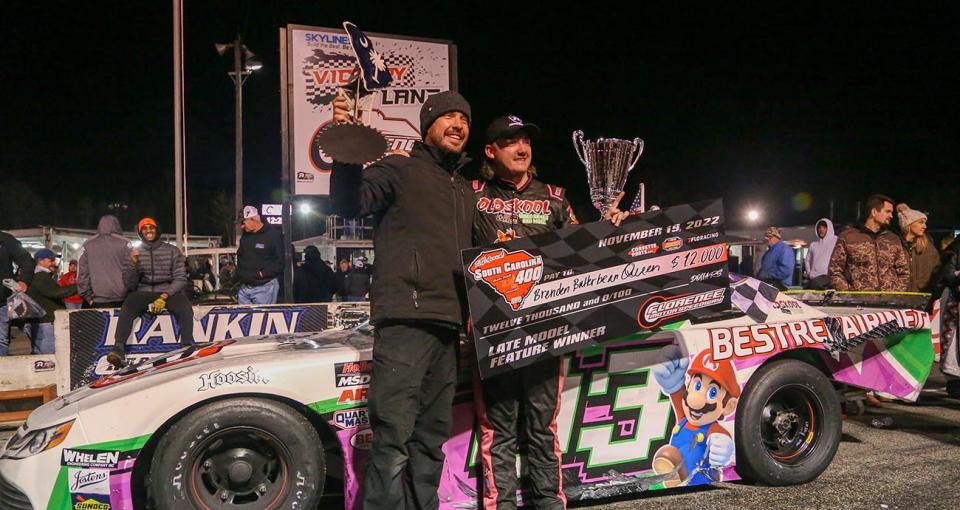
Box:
xmin=637 ymin=289 xmax=726 ymax=329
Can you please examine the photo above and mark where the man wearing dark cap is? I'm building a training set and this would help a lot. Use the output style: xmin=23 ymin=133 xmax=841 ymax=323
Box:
xmin=757 ymin=226 xmax=795 ymax=290
xmin=471 ymin=115 xmax=577 ymax=510
xmin=330 ymin=90 xmax=476 ymax=510
xmin=26 ymin=249 xmax=73 ymax=354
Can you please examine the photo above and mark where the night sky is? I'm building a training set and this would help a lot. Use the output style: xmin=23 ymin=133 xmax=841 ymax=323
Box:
xmin=2 ymin=2 xmax=957 ymax=240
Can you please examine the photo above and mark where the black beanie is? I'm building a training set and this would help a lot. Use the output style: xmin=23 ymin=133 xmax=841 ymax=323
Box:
xmin=419 ymin=90 xmax=471 ymax=137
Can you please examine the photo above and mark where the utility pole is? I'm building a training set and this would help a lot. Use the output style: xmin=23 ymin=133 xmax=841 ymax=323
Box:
xmin=233 ymin=33 xmax=244 ymax=244
xmin=173 ymin=0 xmax=185 ymax=251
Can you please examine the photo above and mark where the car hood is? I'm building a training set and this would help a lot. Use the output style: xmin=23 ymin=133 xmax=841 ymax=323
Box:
xmin=57 ymin=328 xmax=374 ymax=409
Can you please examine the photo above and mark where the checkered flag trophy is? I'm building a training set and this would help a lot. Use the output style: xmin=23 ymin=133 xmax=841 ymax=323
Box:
xmin=313 ymin=21 xmax=393 ymax=165
xmin=572 ymin=131 xmax=644 ymax=215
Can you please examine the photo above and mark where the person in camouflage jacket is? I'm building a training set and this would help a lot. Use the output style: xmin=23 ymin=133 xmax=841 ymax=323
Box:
xmin=828 ymin=194 xmax=910 ymax=291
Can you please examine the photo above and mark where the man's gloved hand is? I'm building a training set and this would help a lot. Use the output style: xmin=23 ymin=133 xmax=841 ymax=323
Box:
xmin=148 ymin=296 xmax=167 ymax=315
xmin=706 ymin=433 xmax=734 ymax=468
xmin=651 ymin=345 xmax=689 ymax=395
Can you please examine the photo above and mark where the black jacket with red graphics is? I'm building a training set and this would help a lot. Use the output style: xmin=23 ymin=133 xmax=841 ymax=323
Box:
xmin=471 ymin=176 xmax=578 ymax=246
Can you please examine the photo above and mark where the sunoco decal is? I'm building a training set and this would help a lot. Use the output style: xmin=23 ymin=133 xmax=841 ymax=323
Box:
xmin=638 ymin=288 xmax=727 ymax=328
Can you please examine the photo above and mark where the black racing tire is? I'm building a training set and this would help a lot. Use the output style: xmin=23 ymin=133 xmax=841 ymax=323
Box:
xmin=734 ymin=359 xmax=841 ymax=486
xmin=148 ymin=397 xmax=325 ymax=510
xmin=946 ymin=379 xmax=960 ymax=399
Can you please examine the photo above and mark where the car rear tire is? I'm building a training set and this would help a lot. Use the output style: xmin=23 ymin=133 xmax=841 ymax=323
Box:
xmin=734 ymin=359 xmax=841 ymax=485
xmin=148 ymin=397 xmax=325 ymax=509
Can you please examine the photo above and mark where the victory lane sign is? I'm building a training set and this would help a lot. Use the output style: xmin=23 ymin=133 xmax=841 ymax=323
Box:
xmin=462 ymin=199 xmax=730 ymax=378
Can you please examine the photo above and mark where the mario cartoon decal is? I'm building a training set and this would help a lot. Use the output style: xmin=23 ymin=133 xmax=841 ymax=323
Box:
xmin=651 ymin=346 xmax=740 ymax=486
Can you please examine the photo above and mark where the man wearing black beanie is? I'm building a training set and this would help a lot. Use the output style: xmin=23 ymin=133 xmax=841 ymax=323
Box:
xmin=330 ymin=90 xmax=475 ymax=510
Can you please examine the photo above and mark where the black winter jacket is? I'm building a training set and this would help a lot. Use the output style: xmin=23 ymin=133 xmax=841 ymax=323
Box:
xmin=0 ymin=231 xmax=35 ymax=300
xmin=471 ymin=176 xmax=578 ymax=245
xmin=123 ymin=239 xmax=188 ymax=295
xmin=331 ymin=142 xmax=476 ymax=325
xmin=237 ymin=224 xmax=284 ymax=286
xmin=27 ymin=269 xmax=75 ymax=323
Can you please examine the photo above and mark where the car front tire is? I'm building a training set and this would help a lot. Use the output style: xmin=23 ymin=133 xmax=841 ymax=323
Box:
xmin=148 ymin=397 xmax=325 ymax=509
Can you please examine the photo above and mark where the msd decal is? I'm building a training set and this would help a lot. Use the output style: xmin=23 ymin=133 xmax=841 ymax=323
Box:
xmin=469 ymin=248 xmax=544 ymax=311
xmin=637 ymin=288 xmax=727 ymax=328
xmin=335 ymin=361 xmax=372 ymax=387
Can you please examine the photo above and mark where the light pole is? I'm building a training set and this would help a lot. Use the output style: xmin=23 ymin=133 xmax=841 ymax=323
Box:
xmin=216 ymin=36 xmax=262 ymax=244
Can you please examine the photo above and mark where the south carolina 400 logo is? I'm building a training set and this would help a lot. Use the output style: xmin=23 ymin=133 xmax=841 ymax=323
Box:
xmin=468 ymin=248 xmax=544 ymax=311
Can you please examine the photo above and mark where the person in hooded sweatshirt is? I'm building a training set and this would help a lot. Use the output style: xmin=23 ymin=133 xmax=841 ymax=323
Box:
xmin=804 ymin=218 xmax=837 ymax=289
xmin=107 ymin=218 xmax=193 ymax=368
xmin=78 ymin=214 xmax=132 ymax=308
xmin=293 ymin=246 xmax=337 ymax=303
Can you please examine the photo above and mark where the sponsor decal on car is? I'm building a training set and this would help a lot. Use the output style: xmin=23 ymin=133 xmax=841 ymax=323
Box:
xmin=334 ymin=361 xmax=372 ymax=388
xmin=197 ymin=366 xmax=269 ymax=392
xmin=333 ymin=408 xmax=370 ymax=429
xmin=69 ymin=469 xmax=110 ymax=495
xmin=661 ymin=236 xmax=684 ymax=252
xmin=468 ymin=248 xmax=544 ymax=311
xmin=350 ymin=429 xmax=374 ymax=450
xmin=337 ymin=387 xmax=369 ymax=405
xmin=637 ymin=288 xmax=727 ymax=328
xmin=62 ymin=449 xmax=120 ymax=469
xmin=71 ymin=494 xmax=111 ymax=510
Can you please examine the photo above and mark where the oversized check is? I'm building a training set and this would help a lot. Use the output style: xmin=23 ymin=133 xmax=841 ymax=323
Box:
xmin=462 ymin=199 xmax=730 ymax=378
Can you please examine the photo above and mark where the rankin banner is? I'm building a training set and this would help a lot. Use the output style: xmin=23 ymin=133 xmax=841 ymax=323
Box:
xmin=463 ymin=199 xmax=730 ymax=378
xmin=65 ymin=305 xmax=329 ymax=390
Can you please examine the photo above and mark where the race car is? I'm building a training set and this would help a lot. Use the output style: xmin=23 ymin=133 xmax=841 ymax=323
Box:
xmin=0 ymin=288 xmax=934 ymax=509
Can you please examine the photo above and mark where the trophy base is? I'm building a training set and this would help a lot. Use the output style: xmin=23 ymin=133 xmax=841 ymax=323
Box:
xmin=314 ymin=123 xmax=389 ymax=165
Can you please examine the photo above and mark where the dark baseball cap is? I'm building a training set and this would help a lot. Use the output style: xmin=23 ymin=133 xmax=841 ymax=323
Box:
xmin=484 ymin=115 xmax=542 ymax=144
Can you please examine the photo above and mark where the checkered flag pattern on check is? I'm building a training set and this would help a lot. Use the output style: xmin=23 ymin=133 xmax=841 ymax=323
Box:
xmin=728 ymin=275 xmax=779 ymax=323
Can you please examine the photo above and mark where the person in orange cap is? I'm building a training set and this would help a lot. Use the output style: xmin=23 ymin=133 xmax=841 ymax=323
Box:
xmin=651 ymin=346 xmax=740 ymax=486
xmin=107 ymin=217 xmax=193 ymax=368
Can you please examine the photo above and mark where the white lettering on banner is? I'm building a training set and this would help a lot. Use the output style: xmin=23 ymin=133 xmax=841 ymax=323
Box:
xmin=520 ymin=244 xmax=727 ymax=310
xmin=102 ymin=310 xmax=303 ymax=345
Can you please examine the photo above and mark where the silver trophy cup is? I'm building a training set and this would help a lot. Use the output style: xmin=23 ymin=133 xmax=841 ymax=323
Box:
xmin=572 ymin=130 xmax=644 ymax=212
